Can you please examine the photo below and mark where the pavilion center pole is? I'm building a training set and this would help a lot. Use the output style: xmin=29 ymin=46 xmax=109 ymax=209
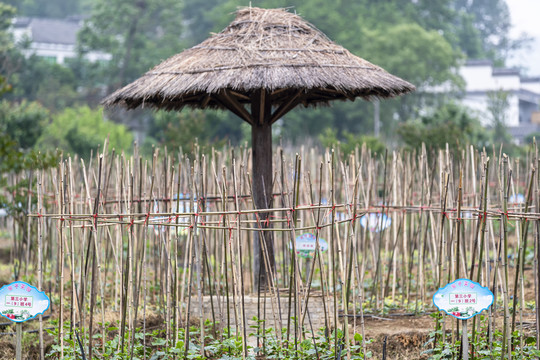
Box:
xmin=251 ymin=89 xmax=276 ymax=290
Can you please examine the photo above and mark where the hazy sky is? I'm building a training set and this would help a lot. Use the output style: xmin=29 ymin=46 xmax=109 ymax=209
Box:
xmin=506 ymin=0 xmax=540 ymax=76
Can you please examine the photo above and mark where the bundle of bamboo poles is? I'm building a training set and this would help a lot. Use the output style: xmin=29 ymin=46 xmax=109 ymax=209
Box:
xmin=2 ymin=142 xmax=539 ymax=358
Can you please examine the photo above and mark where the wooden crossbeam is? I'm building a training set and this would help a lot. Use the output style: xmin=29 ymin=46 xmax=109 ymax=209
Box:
xmin=216 ymin=90 xmax=253 ymax=124
xmin=269 ymin=90 xmax=303 ymax=124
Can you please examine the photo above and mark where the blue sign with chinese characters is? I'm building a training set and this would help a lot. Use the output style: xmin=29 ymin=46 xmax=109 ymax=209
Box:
xmin=433 ymin=278 xmax=494 ymax=320
xmin=290 ymin=233 xmax=328 ymax=259
xmin=0 ymin=281 xmax=50 ymax=322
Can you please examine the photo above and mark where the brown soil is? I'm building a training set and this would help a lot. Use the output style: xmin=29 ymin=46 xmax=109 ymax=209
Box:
xmin=362 ymin=314 xmax=433 ymax=360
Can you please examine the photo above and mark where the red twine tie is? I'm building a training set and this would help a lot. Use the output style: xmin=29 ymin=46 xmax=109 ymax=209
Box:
xmin=144 ymin=212 xmax=150 ymax=225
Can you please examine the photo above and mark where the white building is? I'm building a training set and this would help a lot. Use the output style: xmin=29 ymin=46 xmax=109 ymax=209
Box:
xmin=460 ymin=60 xmax=540 ymax=143
xmin=12 ymin=17 xmax=111 ymax=65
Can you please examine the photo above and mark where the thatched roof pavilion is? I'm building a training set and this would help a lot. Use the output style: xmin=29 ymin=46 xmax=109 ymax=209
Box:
xmin=103 ymin=7 xmax=414 ymax=116
xmin=103 ymin=7 xmax=414 ymax=288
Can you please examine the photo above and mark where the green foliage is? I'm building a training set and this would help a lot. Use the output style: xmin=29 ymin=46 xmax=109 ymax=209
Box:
xmin=145 ymin=109 xmax=228 ymax=156
xmin=182 ymin=0 xmax=225 ymax=46
xmin=0 ymin=2 xmax=16 ymax=94
xmin=250 ymin=318 xmax=372 ymax=359
xmin=5 ymin=54 xmax=80 ymax=111
xmin=397 ymin=102 xmax=487 ymax=152
xmin=46 ymin=320 xmax=247 ymax=360
xmin=45 ymin=318 xmax=375 ymax=359
xmin=0 ymin=100 xmax=49 ymax=149
xmin=0 ymin=99 xmax=58 ymax=175
xmin=0 ymin=2 xmax=15 ymax=49
xmin=47 ymin=324 xmax=147 ymax=359
xmin=0 ymin=134 xmax=57 ymax=174
xmin=360 ymin=296 xmax=429 ymax=315
xmin=318 ymin=128 xmax=386 ymax=156
xmin=361 ymin=23 xmax=462 ymax=90
xmin=357 ymin=23 xmax=463 ymax=135
xmin=424 ymin=315 xmax=540 ymax=360
xmin=5 ymin=0 xmax=529 ymax=149
xmin=78 ymin=0 xmax=185 ymax=88
xmin=65 ymin=57 xmax=114 ymax=106
xmin=453 ymin=0 xmax=527 ymax=63
xmin=36 ymin=106 xmax=133 ymax=159
xmin=452 ymin=11 xmax=484 ymax=60
xmin=487 ymin=89 xmax=511 ymax=144
xmin=2 ymin=0 xmax=91 ymax=18
xmin=523 ymin=133 xmax=540 ymax=146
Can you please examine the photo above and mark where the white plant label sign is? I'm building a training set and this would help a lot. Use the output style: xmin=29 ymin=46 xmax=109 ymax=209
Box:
xmin=289 ymin=233 xmax=328 ymax=259
xmin=433 ymin=278 xmax=494 ymax=320
xmin=0 ymin=281 xmax=50 ymax=322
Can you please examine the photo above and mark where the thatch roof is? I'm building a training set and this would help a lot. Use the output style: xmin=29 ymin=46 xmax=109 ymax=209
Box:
xmin=102 ymin=7 xmax=415 ymax=120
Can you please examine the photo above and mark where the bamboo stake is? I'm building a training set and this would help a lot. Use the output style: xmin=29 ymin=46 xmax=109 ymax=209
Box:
xmin=435 ymin=171 xmax=450 ymax=346
xmin=18 ymin=143 xmax=540 ymax=359
xmin=500 ymin=155 xmax=511 ymax=360
xmin=231 ymin=156 xmax=247 ymax=359
xmin=535 ymin=143 xmax=540 ymax=354
xmin=471 ymin=157 xmax=489 ymax=358
xmin=511 ymin=164 xmax=535 ymax=337
xmin=36 ymin=170 xmax=45 ymax=359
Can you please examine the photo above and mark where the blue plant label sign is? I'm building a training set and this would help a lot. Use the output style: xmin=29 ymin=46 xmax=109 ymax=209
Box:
xmin=0 ymin=281 xmax=50 ymax=322
xmin=433 ymin=278 xmax=494 ymax=320
xmin=290 ymin=233 xmax=328 ymax=259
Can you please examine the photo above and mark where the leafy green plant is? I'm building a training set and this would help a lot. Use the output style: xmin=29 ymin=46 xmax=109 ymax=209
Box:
xmin=250 ymin=317 xmax=372 ymax=359
xmin=423 ymin=314 xmax=540 ymax=360
xmin=46 ymin=319 xmax=252 ymax=360
xmin=47 ymin=323 xmax=147 ymax=359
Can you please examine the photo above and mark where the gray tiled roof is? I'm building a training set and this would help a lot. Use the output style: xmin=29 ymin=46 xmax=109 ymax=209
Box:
xmin=509 ymin=124 xmax=540 ymax=138
xmin=465 ymin=59 xmax=492 ymax=66
xmin=492 ymin=68 xmax=520 ymax=76
xmin=14 ymin=17 xmax=81 ymax=46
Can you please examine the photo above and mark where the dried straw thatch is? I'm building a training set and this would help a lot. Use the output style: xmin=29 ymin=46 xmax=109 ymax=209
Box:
xmin=102 ymin=7 xmax=415 ymax=119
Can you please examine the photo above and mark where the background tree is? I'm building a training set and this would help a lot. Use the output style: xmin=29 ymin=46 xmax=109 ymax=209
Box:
xmin=182 ymin=0 xmax=224 ymax=46
xmin=452 ymin=0 xmax=528 ymax=64
xmin=5 ymin=53 xmax=80 ymax=110
xmin=78 ymin=0 xmax=185 ymax=90
xmin=2 ymin=0 xmax=91 ymax=18
xmin=4 ymin=0 xmax=531 ymax=156
xmin=0 ymin=3 xmax=68 ymax=231
xmin=0 ymin=100 xmax=49 ymax=149
xmin=0 ymin=99 xmax=58 ymax=174
xmin=397 ymin=102 xmax=487 ymax=153
xmin=36 ymin=106 xmax=134 ymax=159
xmin=144 ymin=109 xmax=230 ymax=156
xmin=487 ymin=90 xmax=512 ymax=144
xmin=0 ymin=2 xmax=16 ymax=93
xmin=0 ymin=3 xmax=59 ymax=174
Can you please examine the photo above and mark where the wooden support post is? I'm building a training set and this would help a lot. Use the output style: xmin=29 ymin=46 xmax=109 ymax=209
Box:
xmin=16 ymin=322 xmax=22 ymax=360
xmin=462 ymin=319 xmax=469 ymax=360
xmin=251 ymin=89 xmax=276 ymax=290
